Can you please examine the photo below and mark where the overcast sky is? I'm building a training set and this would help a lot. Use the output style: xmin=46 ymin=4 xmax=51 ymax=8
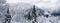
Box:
xmin=6 ymin=0 xmax=60 ymax=13
xmin=35 ymin=0 xmax=60 ymax=13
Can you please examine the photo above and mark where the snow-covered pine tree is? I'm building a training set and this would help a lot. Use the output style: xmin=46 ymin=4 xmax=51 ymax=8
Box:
xmin=5 ymin=8 xmax=12 ymax=23
xmin=32 ymin=5 xmax=37 ymax=23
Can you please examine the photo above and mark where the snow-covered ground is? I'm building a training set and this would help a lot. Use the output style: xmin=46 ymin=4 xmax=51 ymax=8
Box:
xmin=37 ymin=16 xmax=60 ymax=23
xmin=0 ymin=15 xmax=60 ymax=23
xmin=9 ymin=15 xmax=60 ymax=23
xmin=0 ymin=2 xmax=60 ymax=23
xmin=8 ymin=3 xmax=60 ymax=23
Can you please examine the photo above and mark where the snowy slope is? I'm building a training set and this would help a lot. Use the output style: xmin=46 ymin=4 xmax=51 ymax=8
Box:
xmin=0 ymin=3 xmax=60 ymax=23
xmin=9 ymin=3 xmax=60 ymax=23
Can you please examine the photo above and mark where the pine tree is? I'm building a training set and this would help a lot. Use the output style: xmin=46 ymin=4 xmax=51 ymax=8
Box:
xmin=5 ymin=8 xmax=12 ymax=23
xmin=32 ymin=5 xmax=37 ymax=23
xmin=27 ymin=12 xmax=32 ymax=20
xmin=7 ymin=8 xmax=9 ymax=14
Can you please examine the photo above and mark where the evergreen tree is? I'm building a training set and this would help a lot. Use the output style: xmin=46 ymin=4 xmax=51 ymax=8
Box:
xmin=32 ymin=5 xmax=37 ymax=23
xmin=27 ymin=12 xmax=32 ymax=20
xmin=5 ymin=8 xmax=12 ymax=23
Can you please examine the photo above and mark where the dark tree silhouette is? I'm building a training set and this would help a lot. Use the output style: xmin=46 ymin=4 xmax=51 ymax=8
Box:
xmin=7 ymin=8 xmax=10 ymax=14
xmin=24 ymin=5 xmax=37 ymax=23
xmin=5 ymin=8 xmax=12 ymax=23
xmin=32 ymin=5 xmax=37 ymax=23
xmin=24 ymin=11 xmax=33 ymax=21
xmin=27 ymin=12 xmax=33 ymax=20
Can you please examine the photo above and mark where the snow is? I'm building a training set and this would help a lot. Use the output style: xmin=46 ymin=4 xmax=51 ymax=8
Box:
xmin=37 ymin=16 xmax=60 ymax=23
xmin=9 ymin=14 xmax=60 ymax=23
xmin=0 ymin=1 xmax=60 ymax=23
xmin=8 ymin=3 xmax=60 ymax=23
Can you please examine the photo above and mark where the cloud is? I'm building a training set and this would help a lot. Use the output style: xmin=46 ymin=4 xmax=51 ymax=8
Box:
xmin=6 ymin=0 xmax=18 ymax=3
xmin=6 ymin=0 xmax=40 ymax=4
xmin=35 ymin=0 xmax=60 ymax=13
